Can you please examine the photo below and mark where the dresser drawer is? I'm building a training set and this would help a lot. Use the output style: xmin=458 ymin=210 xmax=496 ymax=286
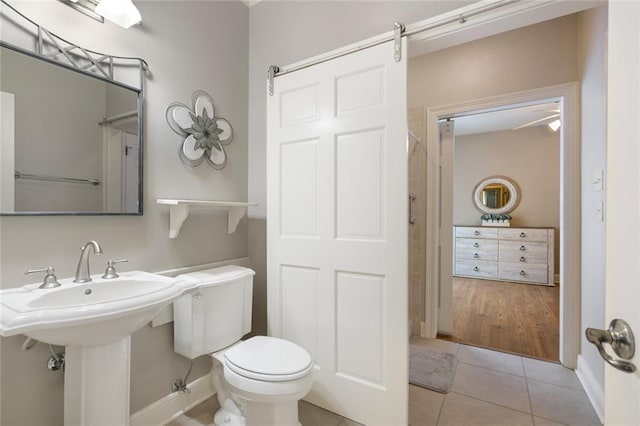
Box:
xmin=456 ymin=246 xmax=498 ymax=261
xmin=499 ymin=251 xmax=548 ymax=265
xmin=455 ymin=261 xmax=498 ymax=279
xmin=499 ymin=263 xmax=548 ymax=284
xmin=499 ymin=228 xmax=549 ymax=242
xmin=499 ymin=241 xmax=548 ymax=259
xmin=456 ymin=238 xmax=498 ymax=253
xmin=455 ymin=227 xmax=498 ymax=239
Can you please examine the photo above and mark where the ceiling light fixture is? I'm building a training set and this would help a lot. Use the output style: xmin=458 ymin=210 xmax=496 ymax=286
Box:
xmin=95 ymin=0 xmax=141 ymax=28
xmin=58 ymin=0 xmax=104 ymax=23
xmin=547 ymin=119 xmax=561 ymax=132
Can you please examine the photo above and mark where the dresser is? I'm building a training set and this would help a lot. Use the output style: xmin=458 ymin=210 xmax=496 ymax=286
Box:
xmin=453 ymin=226 xmax=555 ymax=286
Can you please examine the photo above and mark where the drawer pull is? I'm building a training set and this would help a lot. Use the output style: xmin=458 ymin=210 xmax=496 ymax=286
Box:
xmin=520 ymin=270 xmax=526 ymax=276
xmin=474 ymin=230 xmax=480 ymax=236
xmin=473 ymin=266 xmax=480 ymax=272
xmin=474 ymin=253 xmax=480 ymax=259
xmin=520 ymin=245 xmax=526 ymax=251
xmin=519 ymin=256 xmax=526 ymax=262
xmin=520 ymin=232 xmax=526 ymax=238
xmin=473 ymin=242 xmax=480 ymax=248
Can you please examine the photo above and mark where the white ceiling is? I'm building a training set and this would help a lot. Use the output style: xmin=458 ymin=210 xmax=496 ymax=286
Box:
xmin=448 ymin=101 xmax=560 ymax=136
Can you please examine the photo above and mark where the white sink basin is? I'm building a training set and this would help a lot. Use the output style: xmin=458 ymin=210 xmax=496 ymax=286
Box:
xmin=0 ymin=271 xmax=187 ymax=347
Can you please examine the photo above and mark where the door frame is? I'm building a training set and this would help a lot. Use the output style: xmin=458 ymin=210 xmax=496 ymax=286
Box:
xmin=424 ymin=82 xmax=580 ymax=368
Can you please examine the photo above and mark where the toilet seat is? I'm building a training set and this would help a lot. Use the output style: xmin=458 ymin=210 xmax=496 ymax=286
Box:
xmin=224 ymin=336 xmax=313 ymax=382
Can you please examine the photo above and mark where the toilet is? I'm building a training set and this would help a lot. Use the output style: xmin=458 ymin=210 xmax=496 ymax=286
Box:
xmin=173 ymin=265 xmax=314 ymax=426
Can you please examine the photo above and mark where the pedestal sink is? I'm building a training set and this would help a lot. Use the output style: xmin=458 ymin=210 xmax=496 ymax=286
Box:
xmin=0 ymin=271 xmax=191 ymax=425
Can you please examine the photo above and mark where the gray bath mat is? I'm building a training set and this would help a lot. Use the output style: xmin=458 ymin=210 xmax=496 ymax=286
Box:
xmin=409 ymin=345 xmax=458 ymax=393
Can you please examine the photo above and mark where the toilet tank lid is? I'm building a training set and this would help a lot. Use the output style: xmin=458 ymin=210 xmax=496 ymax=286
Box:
xmin=176 ymin=265 xmax=255 ymax=288
xmin=225 ymin=336 xmax=312 ymax=377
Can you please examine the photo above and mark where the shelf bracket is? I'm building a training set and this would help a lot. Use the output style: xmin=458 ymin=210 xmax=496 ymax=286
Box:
xmin=228 ymin=206 xmax=247 ymax=234
xmin=158 ymin=199 xmax=257 ymax=239
xmin=168 ymin=204 xmax=190 ymax=239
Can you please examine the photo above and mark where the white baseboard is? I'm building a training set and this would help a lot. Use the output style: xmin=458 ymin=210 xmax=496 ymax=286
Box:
xmin=130 ymin=375 xmax=215 ymax=426
xmin=576 ymin=354 xmax=604 ymax=424
xmin=420 ymin=322 xmax=427 ymax=338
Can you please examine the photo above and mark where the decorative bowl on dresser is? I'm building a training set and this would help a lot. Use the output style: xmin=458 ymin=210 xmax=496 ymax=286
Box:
xmin=453 ymin=226 xmax=555 ymax=286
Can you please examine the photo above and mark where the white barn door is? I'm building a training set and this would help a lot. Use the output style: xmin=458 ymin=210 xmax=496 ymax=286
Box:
xmin=267 ymin=39 xmax=408 ymax=425
xmin=602 ymin=1 xmax=640 ymax=423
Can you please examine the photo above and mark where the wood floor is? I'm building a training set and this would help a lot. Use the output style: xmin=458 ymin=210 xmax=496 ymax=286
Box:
xmin=446 ymin=277 xmax=560 ymax=362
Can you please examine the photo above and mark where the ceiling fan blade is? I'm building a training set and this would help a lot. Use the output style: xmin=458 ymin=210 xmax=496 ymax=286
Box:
xmin=512 ymin=113 xmax=560 ymax=130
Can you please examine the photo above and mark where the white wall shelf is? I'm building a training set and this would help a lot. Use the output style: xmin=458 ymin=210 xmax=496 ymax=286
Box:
xmin=156 ymin=199 xmax=258 ymax=239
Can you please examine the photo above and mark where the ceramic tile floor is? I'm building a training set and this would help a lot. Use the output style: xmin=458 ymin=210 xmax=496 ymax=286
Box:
xmin=167 ymin=338 xmax=601 ymax=426
xmin=167 ymin=397 xmax=359 ymax=426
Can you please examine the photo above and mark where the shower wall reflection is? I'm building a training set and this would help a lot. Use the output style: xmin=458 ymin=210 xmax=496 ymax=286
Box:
xmin=408 ymin=107 xmax=427 ymax=337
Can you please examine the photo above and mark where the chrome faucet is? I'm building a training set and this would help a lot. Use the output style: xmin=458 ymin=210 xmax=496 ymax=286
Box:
xmin=73 ymin=240 xmax=103 ymax=283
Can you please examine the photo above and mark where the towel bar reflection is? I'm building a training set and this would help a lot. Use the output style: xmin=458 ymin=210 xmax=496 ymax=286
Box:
xmin=14 ymin=171 xmax=101 ymax=186
xmin=409 ymin=193 xmax=417 ymax=224
xmin=98 ymin=110 xmax=138 ymax=126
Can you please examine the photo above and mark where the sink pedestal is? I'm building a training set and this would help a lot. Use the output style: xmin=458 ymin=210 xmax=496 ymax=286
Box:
xmin=64 ymin=336 xmax=131 ymax=426
xmin=0 ymin=271 xmax=189 ymax=425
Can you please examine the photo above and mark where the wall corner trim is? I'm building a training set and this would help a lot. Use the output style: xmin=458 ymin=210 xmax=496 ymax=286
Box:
xmin=576 ymin=354 xmax=604 ymax=424
xmin=130 ymin=375 xmax=215 ymax=426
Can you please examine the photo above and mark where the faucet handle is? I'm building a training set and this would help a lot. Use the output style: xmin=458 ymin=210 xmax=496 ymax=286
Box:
xmin=25 ymin=266 xmax=61 ymax=289
xmin=102 ymin=259 xmax=128 ymax=279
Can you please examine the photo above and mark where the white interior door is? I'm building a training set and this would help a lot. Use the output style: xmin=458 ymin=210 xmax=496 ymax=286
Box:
xmin=602 ymin=2 xmax=640 ymax=424
xmin=267 ymin=39 xmax=408 ymax=425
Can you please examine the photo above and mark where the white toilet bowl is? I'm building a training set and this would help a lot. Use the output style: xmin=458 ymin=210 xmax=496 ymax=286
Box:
xmin=172 ymin=266 xmax=314 ymax=426
xmin=211 ymin=336 xmax=313 ymax=426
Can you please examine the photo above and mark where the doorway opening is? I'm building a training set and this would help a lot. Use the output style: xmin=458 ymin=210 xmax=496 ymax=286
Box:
xmin=419 ymin=83 xmax=580 ymax=368
xmin=443 ymin=101 xmax=562 ymax=362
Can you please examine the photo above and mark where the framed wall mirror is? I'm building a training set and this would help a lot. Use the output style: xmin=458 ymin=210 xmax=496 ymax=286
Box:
xmin=473 ymin=175 xmax=520 ymax=215
xmin=0 ymin=0 xmax=146 ymax=215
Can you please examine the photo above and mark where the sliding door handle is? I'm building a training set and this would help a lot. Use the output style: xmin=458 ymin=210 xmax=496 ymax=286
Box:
xmin=409 ymin=193 xmax=417 ymax=224
xmin=586 ymin=319 xmax=636 ymax=373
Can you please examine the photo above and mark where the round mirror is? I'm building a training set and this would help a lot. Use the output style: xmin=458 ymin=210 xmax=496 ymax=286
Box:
xmin=473 ymin=176 xmax=520 ymax=214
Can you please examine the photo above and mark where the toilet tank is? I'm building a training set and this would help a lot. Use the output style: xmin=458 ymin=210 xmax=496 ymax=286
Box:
xmin=173 ymin=265 xmax=254 ymax=359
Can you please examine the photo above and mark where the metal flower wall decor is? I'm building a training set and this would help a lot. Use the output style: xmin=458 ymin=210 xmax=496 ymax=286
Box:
xmin=166 ymin=90 xmax=233 ymax=169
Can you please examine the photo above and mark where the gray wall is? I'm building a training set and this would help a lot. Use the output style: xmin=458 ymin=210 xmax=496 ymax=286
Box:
xmin=454 ymin=127 xmax=561 ymax=273
xmin=577 ymin=4 xmax=607 ymax=407
xmin=407 ymin=15 xmax=579 ymax=112
xmin=0 ymin=2 xmax=248 ymax=425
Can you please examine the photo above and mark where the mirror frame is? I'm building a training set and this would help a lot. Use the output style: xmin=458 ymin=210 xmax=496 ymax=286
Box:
xmin=472 ymin=175 xmax=520 ymax=215
xmin=0 ymin=0 xmax=147 ymax=216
